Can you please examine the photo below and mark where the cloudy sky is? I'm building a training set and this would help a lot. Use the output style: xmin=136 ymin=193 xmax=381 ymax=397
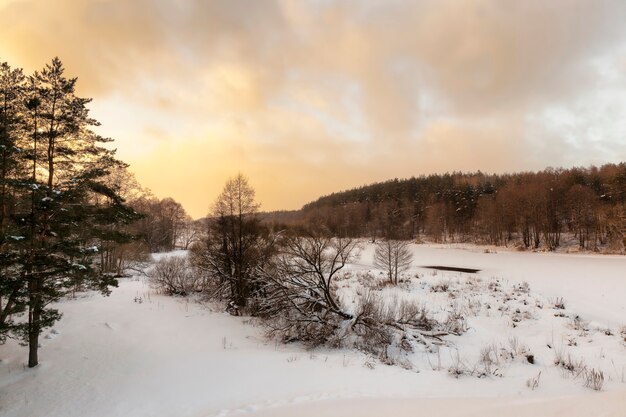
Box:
xmin=1 ymin=0 xmax=626 ymax=218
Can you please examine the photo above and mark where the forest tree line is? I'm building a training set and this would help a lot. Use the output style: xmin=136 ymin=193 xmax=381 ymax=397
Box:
xmin=263 ymin=166 xmax=626 ymax=252
xmin=159 ymin=167 xmax=626 ymax=357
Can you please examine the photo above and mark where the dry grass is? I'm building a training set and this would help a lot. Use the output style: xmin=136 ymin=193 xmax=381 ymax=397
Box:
xmin=583 ymin=368 xmax=605 ymax=391
xmin=551 ymin=297 xmax=567 ymax=310
xmin=526 ymin=371 xmax=541 ymax=390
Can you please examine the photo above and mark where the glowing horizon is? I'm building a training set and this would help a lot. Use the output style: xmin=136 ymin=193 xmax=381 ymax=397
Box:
xmin=2 ymin=0 xmax=626 ymax=219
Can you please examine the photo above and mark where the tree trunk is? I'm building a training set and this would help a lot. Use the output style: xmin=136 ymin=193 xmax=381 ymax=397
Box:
xmin=27 ymin=278 xmax=41 ymax=368
xmin=28 ymin=310 xmax=39 ymax=367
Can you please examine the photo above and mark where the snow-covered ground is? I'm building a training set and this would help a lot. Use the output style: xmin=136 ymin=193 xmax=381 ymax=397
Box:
xmin=1 ymin=244 xmax=625 ymax=417
xmin=385 ymin=244 xmax=626 ymax=327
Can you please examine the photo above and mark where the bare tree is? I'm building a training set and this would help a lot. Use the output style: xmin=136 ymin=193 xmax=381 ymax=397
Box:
xmin=257 ymin=232 xmax=459 ymax=354
xmin=189 ymin=173 xmax=270 ymax=309
xmin=566 ymin=185 xmax=599 ymax=249
xmin=95 ymin=166 xmax=150 ymax=276
xmin=161 ymin=198 xmax=188 ymax=249
xmin=374 ymin=239 xmax=413 ymax=285
xmin=267 ymin=233 xmax=356 ymax=316
xmin=131 ymin=196 xmax=189 ymax=252
xmin=258 ymin=232 xmax=358 ymax=343
xmin=179 ymin=218 xmax=202 ymax=250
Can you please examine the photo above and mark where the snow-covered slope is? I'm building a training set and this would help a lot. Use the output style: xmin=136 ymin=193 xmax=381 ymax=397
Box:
xmin=0 ymin=246 xmax=624 ymax=417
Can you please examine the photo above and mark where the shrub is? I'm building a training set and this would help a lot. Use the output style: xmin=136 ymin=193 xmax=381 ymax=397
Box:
xmin=149 ymin=256 xmax=201 ymax=296
xmin=431 ymin=280 xmax=451 ymax=293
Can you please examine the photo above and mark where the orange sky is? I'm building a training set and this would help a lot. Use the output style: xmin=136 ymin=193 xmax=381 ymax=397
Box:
xmin=2 ymin=0 xmax=626 ymax=218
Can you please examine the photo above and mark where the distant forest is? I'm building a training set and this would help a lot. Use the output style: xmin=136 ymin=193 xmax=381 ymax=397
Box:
xmin=261 ymin=164 xmax=626 ymax=252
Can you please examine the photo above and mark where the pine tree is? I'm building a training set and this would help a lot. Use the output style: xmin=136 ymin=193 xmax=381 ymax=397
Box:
xmin=0 ymin=58 xmax=140 ymax=366
xmin=0 ymin=62 xmax=28 ymax=342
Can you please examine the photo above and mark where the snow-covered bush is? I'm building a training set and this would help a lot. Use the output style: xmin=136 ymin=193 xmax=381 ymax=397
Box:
xmin=430 ymin=280 xmax=450 ymax=293
xmin=258 ymin=234 xmax=464 ymax=362
xmin=351 ymin=291 xmax=439 ymax=356
xmin=475 ymin=338 xmax=534 ymax=378
xmin=149 ymin=256 xmax=201 ymax=296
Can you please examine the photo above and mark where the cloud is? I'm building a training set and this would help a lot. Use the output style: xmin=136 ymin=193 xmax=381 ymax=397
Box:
xmin=408 ymin=1 xmax=626 ymax=112
xmin=2 ymin=0 xmax=626 ymax=217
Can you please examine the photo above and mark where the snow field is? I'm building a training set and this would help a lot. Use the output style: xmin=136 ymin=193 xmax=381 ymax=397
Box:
xmin=0 ymin=244 xmax=624 ymax=417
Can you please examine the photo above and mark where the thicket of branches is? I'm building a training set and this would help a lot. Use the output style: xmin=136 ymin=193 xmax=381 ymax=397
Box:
xmin=131 ymin=196 xmax=199 ymax=253
xmin=264 ymin=166 xmax=626 ymax=252
xmin=189 ymin=174 xmax=274 ymax=312
xmin=186 ymin=176 xmax=461 ymax=358
xmin=149 ymin=256 xmax=203 ymax=296
xmin=253 ymin=232 xmax=459 ymax=356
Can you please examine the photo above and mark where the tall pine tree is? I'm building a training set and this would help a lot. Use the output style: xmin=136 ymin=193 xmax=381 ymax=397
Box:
xmin=0 ymin=62 xmax=28 ymax=342
xmin=0 ymin=58 xmax=140 ymax=367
